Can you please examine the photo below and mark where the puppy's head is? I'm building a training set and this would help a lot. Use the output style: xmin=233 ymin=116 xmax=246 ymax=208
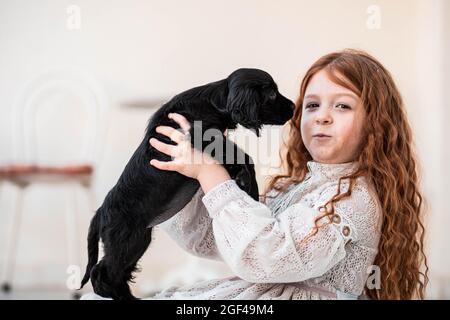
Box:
xmin=226 ymin=68 xmax=294 ymax=136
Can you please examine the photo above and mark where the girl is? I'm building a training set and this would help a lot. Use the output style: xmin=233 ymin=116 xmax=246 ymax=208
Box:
xmin=84 ymin=49 xmax=428 ymax=300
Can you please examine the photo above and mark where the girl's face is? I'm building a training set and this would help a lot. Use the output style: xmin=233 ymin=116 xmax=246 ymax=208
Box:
xmin=300 ymin=69 xmax=366 ymax=164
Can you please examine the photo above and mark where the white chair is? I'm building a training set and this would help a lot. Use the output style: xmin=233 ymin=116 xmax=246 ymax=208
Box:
xmin=0 ymin=68 xmax=109 ymax=299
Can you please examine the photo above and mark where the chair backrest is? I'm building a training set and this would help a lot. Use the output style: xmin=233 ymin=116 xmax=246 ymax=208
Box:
xmin=11 ymin=68 xmax=109 ymax=167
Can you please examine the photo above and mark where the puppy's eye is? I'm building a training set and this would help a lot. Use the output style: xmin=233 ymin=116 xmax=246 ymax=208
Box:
xmin=268 ymin=91 xmax=277 ymax=101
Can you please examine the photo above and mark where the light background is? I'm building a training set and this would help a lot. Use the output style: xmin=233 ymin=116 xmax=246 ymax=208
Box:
xmin=0 ymin=0 xmax=448 ymax=299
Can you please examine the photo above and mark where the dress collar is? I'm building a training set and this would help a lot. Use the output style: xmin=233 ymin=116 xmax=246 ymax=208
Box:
xmin=306 ymin=160 xmax=359 ymax=180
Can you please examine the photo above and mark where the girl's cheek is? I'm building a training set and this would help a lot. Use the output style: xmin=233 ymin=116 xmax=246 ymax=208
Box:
xmin=336 ymin=112 xmax=355 ymax=133
xmin=300 ymin=119 xmax=311 ymax=143
xmin=300 ymin=113 xmax=313 ymax=128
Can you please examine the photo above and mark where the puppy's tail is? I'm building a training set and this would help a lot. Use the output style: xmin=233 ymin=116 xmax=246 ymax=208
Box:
xmin=79 ymin=210 xmax=101 ymax=290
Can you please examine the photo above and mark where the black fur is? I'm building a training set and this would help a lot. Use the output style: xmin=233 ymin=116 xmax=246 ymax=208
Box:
xmin=79 ymin=68 xmax=294 ymax=299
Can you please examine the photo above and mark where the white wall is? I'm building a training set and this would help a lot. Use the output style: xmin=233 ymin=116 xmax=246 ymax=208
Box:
xmin=0 ymin=0 xmax=448 ymax=298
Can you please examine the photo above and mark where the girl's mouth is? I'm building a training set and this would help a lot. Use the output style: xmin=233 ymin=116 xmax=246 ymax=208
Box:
xmin=313 ymin=134 xmax=331 ymax=138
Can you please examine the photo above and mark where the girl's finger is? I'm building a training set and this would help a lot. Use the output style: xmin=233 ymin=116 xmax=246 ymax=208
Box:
xmin=149 ymin=159 xmax=177 ymax=171
xmin=168 ymin=113 xmax=191 ymax=133
xmin=149 ymin=138 xmax=177 ymax=157
xmin=155 ymin=125 xmax=185 ymax=144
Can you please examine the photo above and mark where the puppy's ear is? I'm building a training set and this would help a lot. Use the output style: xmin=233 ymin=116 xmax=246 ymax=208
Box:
xmin=226 ymin=84 xmax=261 ymax=137
xmin=261 ymin=84 xmax=277 ymax=103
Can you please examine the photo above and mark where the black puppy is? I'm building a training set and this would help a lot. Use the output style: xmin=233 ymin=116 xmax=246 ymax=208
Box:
xmin=79 ymin=68 xmax=294 ymax=299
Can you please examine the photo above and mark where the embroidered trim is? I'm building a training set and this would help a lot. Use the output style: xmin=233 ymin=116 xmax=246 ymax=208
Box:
xmin=201 ymin=180 xmax=244 ymax=218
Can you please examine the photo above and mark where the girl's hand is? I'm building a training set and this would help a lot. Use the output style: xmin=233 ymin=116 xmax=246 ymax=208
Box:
xmin=149 ymin=113 xmax=219 ymax=180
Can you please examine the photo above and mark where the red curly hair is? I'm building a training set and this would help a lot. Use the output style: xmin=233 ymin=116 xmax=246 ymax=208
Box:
xmin=262 ymin=49 xmax=428 ymax=299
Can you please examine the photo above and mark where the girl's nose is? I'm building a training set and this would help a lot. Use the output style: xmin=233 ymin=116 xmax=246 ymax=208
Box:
xmin=316 ymin=117 xmax=332 ymax=125
xmin=315 ymin=107 xmax=333 ymax=125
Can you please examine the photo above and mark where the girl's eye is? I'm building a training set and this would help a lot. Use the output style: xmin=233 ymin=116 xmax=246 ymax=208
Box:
xmin=305 ymin=103 xmax=319 ymax=109
xmin=336 ymin=103 xmax=351 ymax=109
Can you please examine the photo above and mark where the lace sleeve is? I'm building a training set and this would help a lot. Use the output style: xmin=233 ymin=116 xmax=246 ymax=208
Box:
xmin=158 ymin=187 xmax=222 ymax=261
xmin=201 ymin=179 xmax=381 ymax=283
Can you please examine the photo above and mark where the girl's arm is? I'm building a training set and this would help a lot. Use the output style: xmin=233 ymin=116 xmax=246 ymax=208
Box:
xmin=158 ymin=186 xmax=222 ymax=261
xmin=200 ymin=178 xmax=381 ymax=283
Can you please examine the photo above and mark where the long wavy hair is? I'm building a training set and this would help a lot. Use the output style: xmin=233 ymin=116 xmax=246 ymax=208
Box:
xmin=261 ymin=49 xmax=428 ymax=299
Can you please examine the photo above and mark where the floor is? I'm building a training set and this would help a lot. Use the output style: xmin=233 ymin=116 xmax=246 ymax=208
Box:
xmin=0 ymin=287 xmax=81 ymax=300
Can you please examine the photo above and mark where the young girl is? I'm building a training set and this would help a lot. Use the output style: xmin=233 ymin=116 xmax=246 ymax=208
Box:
xmin=84 ymin=49 xmax=428 ymax=300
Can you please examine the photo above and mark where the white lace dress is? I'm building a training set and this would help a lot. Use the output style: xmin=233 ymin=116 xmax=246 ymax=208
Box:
xmin=82 ymin=161 xmax=382 ymax=300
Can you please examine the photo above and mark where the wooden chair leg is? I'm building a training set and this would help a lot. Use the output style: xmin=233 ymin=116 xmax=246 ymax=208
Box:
xmin=65 ymin=184 xmax=81 ymax=299
xmin=1 ymin=186 xmax=26 ymax=293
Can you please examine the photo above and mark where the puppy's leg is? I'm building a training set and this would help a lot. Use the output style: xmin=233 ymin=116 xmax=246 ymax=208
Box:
xmin=91 ymin=226 xmax=136 ymax=300
xmin=120 ymin=228 xmax=153 ymax=293
xmin=234 ymin=162 xmax=259 ymax=200
xmin=98 ymin=227 xmax=153 ymax=300
xmin=90 ymin=259 xmax=116 ymax=298
xmin=219 ymin=137 xmax=259 ymax=200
